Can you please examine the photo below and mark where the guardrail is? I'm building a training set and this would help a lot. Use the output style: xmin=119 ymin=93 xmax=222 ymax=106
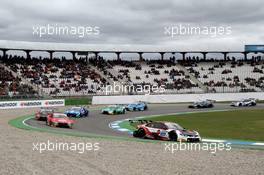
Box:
xmin=92 ymin=92 xmax=264 ymax=104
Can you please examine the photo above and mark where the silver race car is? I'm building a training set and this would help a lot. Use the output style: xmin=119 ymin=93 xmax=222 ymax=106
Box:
xmin=188 ymin=100 xmax=214 ymax=108
xmin=230 ymin=98 xmax=257 ymax=107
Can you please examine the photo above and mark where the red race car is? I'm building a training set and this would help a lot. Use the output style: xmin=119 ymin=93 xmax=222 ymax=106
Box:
xmin=46 ymin=113 xmax=74 ymax=129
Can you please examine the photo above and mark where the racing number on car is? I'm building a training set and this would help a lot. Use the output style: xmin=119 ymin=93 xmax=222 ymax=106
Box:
xmin=159 ymin=130 xmax=167 ymax=137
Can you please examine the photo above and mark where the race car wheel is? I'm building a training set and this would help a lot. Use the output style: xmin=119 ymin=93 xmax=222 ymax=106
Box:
xmin=134 ymin=128 xmax=146 ymax=138
xmin=169 ymin=131 xmax=178 ymax=141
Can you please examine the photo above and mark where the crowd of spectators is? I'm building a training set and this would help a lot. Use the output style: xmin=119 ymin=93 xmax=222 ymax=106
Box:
xmin=183 ymin=59 xmax=264 ymax=92
xmin=0 ymin=65 xmax=37 ymax=96
xmin=0 ymin=54 xmax=263 ymax=96
xmin=2 ymin=55 xmax=108 ymax=96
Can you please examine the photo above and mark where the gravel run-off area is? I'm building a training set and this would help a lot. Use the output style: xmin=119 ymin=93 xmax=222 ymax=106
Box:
xmin=0 ymin=108 xmax=263 ymax=175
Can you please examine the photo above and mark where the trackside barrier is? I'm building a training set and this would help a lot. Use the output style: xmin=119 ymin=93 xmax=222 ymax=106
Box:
xmin=0 ymin=99 xmax=65 ymax=109
xmin=92 ymin=92 xmax=264 ymax=105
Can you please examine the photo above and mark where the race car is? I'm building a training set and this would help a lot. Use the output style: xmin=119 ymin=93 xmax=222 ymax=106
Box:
xmin=230 ymin=98 xmax=257 ymax=107
xmin=35 ymin=107 xmax=54 ymax=121
xmin=188 ymin=100 xmax=214 ymax=108
xmin=133 ymin=121 xmax=201 ymax=142
xmin=65 ymin=107 xmax=89 ymax=117
xmin=101 ymin=105 xmax=126 ymax=115
xmin=125 ymin=102 xmax=148 ymax=111
xmin=46 ymin=113 xmax=74 ymax=128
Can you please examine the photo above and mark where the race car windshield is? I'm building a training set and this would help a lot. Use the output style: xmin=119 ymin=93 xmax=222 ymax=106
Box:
xmin=53 ymin=114 xmax=65 ymax=118
xmin=71 ymin=107 xmax=81 ymax=111
xmin=166 ymin=123 xmax=184 ymax=130
xmin=41 ymin=109 xmax=53 ymax=112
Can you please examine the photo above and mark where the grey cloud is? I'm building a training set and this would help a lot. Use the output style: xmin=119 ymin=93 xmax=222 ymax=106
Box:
xmin=0 ymin=0 xmax=264 ymax=51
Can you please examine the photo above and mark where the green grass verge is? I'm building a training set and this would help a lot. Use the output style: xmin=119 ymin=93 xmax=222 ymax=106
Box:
xmin=130 ymin=109 xmax=264 ymax=141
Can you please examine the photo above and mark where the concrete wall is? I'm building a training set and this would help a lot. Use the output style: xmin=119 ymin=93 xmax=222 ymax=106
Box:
xmin=92 ymin=92 xmax=264 ymax=104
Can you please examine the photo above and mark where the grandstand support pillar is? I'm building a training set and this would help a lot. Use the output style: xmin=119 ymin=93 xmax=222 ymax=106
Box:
xmin=138 ymin=52 xmax=144 ymax=61
xmin=181 ymin=52 xmax=186 ymax=61
xmin=202 ymin=52 xmax=208 ymax=60
xmin=1 ymin=49 xmax=7 ymax=59
xmin=160 ymin=52 xmax=165 ymax=60
xmin=116 ymin=52 xmax=121 ymax=60
xmin=25 ymin=50 xmax=31 ymax=60
xmin=85 ymin=53 xmax=88 ymax=63
xmin=243 ymin=52 xmax=248 ymax=61
xmin=94 ymin=52 xmax=99 ymax=59
xmin=48 ymin=51 xmax=54 ymax=59
xmin=222 ymin=52 xmax=228 ymax=61
xmin=71 ymin=51 xmax=77 ymax=61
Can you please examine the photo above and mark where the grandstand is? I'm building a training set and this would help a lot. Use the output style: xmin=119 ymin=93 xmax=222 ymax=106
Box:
xmin=0 ymin=41 xmax=263 ymax=98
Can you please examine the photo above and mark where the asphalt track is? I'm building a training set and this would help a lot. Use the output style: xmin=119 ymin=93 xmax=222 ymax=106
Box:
xmin=26 ymin=103 xmax=264 ymax=138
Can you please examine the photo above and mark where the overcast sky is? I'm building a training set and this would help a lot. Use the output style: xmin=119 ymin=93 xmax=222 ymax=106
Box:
xmin=1 ymin=0 xmax=264 ymax=51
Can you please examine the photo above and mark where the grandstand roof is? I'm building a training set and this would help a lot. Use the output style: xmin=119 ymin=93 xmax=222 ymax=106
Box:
xmin=0 ymin=40 xmax=244 ymax=53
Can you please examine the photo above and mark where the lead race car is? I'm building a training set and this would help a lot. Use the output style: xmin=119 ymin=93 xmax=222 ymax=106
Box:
xmin=133 ymin=121 xmax=201 ymax=142
xmin=101 ymin=105 xmax=126 ymax=115
xmin=46 ymin=113 xmax=74 ymax=128
xmin=230 ymin=98 xmax=257 ymax=107
xmin=188 ymin=100 xmax=214 ymax=108
xmin=65 ymin=107 xmax=89 ymax=117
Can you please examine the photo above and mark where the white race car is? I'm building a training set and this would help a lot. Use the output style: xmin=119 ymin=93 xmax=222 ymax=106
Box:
xmin=230 ymin=98 xmax=257 ymax=107
xmin=133 ymin=121 xmax=201 ymax=142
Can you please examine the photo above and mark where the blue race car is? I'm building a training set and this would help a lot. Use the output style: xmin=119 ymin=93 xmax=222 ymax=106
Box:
xmin=65 ymin=107 xmax=89 ymax=117
xmin=125 ymin=102 xmax=148 ymax=111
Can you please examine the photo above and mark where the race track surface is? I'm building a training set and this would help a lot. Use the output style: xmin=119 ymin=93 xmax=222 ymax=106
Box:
xmin=26 ymin=103 xmax=264 ymax=137
xmin=1 ymin=103 xmax=264 ymax=175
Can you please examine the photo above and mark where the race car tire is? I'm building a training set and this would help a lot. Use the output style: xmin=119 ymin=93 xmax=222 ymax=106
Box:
xmin=169 ymin=131 xmax=178 ymax=141
xmin=133 ymin=128 xmax=146 ymax=138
